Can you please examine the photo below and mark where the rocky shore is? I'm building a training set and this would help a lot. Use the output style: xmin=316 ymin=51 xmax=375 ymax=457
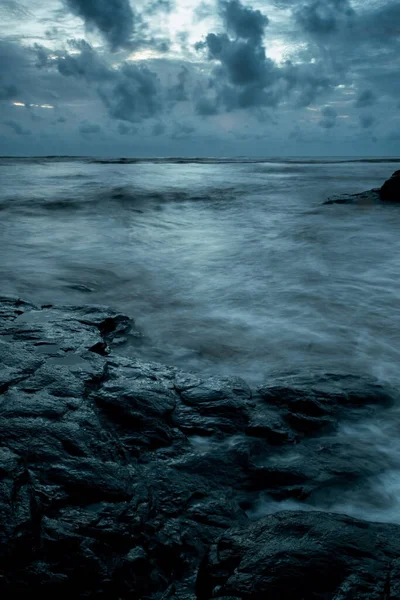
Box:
xmin=324 ymin=169 xmax=400 ymax=204
xmin=1 ymin=296 xmax=400 ymax=598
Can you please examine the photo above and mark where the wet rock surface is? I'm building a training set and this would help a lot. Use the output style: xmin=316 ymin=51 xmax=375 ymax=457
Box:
xmin=0 ymin=296 xmax=399 ymax=598
xmin=197 ymin=510 xmax=400 ymax=600
xmin=323 ymin=170 xmax=400 ymax=205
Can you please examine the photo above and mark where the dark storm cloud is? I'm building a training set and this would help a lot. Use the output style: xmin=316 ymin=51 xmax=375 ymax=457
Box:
xmin=355 ymin=90 xmax=376 ymax=109
xmin=3 ymin=119 xmax=31 ymax=135
xmin=283 ymin=1 xmax=400 ymax=91
xmin=36 ymin=40 xmax=163 ymax=124
xmin=282 ymin=0 xmax=400 ymax=51
xmin=270 ymin=0 xmax=400 ymax=123
xmin=281 ymin=61 xmax=333 ymax=107
xmin=1 ymin=38 xmax=97 ymax=116
xmin=359 ymin=114 xmax=375 ymax=129
xmin=1 ymin=0 xmax=397 ymax=155
xmin=63 ymin=0 xmax=135 ymax=50
xmin=196 ymin=0 xmax=336 ymax=113
xmin=319 ymin=106 xmax=337 ymax=128
xmin=62 ymin=0 xmax=171 ymax=53
xmin=195 ymin=94 xmax=219 ymax=116
xmin=100 ymin=62 xmax=162 ymax=122
xmin=0 ymin=83 xmax=18 ymax=101
xmin=359 ymin=2 xmax=400 ymax=46
xmin=195 ymin=0 xmax=278 ymax=110
xmin=221 ymin=0 xmax=268 ymax=45
xmin=202 ymin=0 xmax=272 ymax=89
xmin=53 ymin=40 xmax=112 ymax=82
xmin=293 ymin=0 xmax=354 ymax=36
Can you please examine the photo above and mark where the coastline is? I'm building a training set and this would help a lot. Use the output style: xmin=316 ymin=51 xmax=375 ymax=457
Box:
xmin=1 ymin=295 xmax=400 ymax=598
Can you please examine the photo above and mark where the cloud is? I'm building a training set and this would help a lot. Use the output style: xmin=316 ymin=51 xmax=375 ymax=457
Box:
xmin=293 ymin=0 xmax=355 ymax=36
xmin=52 ymin=40 xmax=111 ymax=82
xmin=1 ymin=39 xmax=96 ymax=116
xmin=171 ymin=121 xmax=195 ymax=139
xmin=195 ymin=94 xmax=219 ymax=116
xmin=0 ymin=0 xmax=398 ymax=155
xmin=0 ymin=1 xmax=32 ymax=19
xmin=220 ymin=0 xmax=269 ymax=45
xmin=168 ymin=66 xmax=189 ymax=102
xmin=145 ymin=0 xmax=174 ymax=16
xmin=63 ymin=0 xmax=135 ymax=51
xmin=79 ymin=121 xmax=101 ymax=136
xmin=282 ymin=61 xmax=333 ymax=107
xmin=0 ymin=40 xmax=26 ymax=103
xmin=196 ymin=0 xmax=335 ymax=112
xmin=319 ymin=106 xmax=337 ymax=128
xmin=152 ymin=121 xmax=166 ymax=135
xmin=62 ymin=0 xmax=171 ymax=53
xmin=101 ymin=63 xmax=162 ymax=122
xmin=359 ymin=114 xmax=375 ymax=129
xmin=198 ymin=32 xmax=274 ymax=89
xmin=117 ymin=122 xmax=137 ymax=135
xmin=37 ymin=40 xmax=163 ymax=124
xmin=3 ymin=119 xmax=31 ymax=135
xmin=194 ymin=2 xmax=214 ymax=22
xmin=195 ymin=1 xmax=278 ymax=110
xmin=0 ymin=83 xmax=18 ymax=101
xmin=355 ymin=90 xmax=376 ymax=108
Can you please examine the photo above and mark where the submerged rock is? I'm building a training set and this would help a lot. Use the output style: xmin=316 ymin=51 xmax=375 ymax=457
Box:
xmin=324 ymin=170 xmax=400 ymax=204
xmin=0 ymin=296 xmax=399 ymax=598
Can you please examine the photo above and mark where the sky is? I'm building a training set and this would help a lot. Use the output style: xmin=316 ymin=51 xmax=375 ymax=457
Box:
xmin=0 ymin=0 xmax=399 ymax=156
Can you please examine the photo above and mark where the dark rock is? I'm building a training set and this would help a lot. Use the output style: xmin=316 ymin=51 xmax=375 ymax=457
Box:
xmin=257 ymin=372 xmax=394 ymax=436
xmin=196 ymin=510 xmax=400 ymax=600
xmin=246 ymin=408 xmax=296 ymax=444
xmin=0 ymin=297 xmax=399 ymax=598
xmin=323 ymin=170 xmax=400 ymax=205
xmin=172 ymin=374 xmax=253 ymax=435
xmin=380 ymin=169 xmax=400 ymax=201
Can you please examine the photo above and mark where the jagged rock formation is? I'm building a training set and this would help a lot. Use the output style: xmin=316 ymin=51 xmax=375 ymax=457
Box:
xmin=0 ymin=296 xmax=399 ymax=598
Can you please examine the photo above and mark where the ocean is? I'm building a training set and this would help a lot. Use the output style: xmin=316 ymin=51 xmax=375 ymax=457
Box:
xmin=2 ymin=155 xmax=400 ymax=523
xmin=1 ymin=156 xmax=399 ymax=384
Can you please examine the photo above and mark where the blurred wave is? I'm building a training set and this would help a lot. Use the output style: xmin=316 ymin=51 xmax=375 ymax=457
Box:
xmin=0 ymin=156 xmax=399 ymax=388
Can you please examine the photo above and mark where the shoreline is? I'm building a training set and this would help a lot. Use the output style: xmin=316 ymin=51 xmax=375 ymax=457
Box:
xmin=1 ymin=295 xmax=400 ymax=597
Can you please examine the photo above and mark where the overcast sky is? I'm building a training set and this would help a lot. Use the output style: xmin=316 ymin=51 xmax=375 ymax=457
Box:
xmin=0 ymin=0 xmax=399 ymax=156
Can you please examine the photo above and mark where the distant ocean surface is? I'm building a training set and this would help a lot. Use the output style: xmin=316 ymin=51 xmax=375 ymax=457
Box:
xmin=1 ymin=156 xmax=400 ymax=386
